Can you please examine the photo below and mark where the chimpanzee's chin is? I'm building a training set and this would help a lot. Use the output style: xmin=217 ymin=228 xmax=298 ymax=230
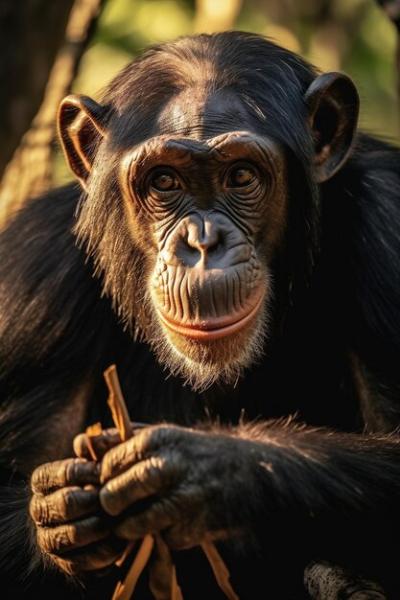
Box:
xmin=151 ymin=311 xmax=267 ymax=391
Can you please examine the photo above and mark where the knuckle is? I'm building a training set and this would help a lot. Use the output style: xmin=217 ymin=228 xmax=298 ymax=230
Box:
xmin=29 ymin=494 xmax=47 ymax=524
xmin=103 ymin=447 xmax=121 ymax=474
xmin=101 ymin=444 xmax=129 ymax=482
xmin=57 ymin=488 xmax=78 ymax=520
xmin=135 ymin=426 xmax=165 ymax=455
xmin=73 ymin=433 xmax=88 ymax=458
xmin=146 ymin=455 xmax=167 ymax=486
xmin=99 ymin=484 xmax=120 ymax=516
xmin=30 ymin=487 xmax=85 ymax=526
xmin=64 ymin=458 xmax=80 ymax=483
xmin=37 ymin=526 xmax=58 ymax=554
xmin=55 ymin=526 xmax=74 ymax=550
xmin=132 ymin=461 xmax=148 ymax=483
xmin=60 ymin=487 xmax=76 ymax=511
xmin=31 ymin=459 xmax=89 ymax=494
xmin=100 ymin=429 xmax=170 ymax=483
xmin=38 ymin=525 xmax=77 ymax=554
xmin=31 ymin=464 xmax=50 ymax=493
xmin=149 ymin=424 xmax=176 ymax=443
xmin=148 ymin=455 xmax=165 ymax=472
xmin=97 ymin=429 xmax=122 ymax=453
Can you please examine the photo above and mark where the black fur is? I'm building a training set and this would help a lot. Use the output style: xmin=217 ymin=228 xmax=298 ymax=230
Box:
xmin=1 ymin=32 xmax=400 ymax=599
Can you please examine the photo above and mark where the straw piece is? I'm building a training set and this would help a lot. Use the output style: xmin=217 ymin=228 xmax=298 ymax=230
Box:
xmin=115 ymin=542 xmax=135 ymax=568
xmin=148 ymin=534 xmax=184 ymax=600
xmin=112 ymin=535 xmax=155 ymax=600
xmin=103 ymin=366 xmax=156 ymax=598
xmin=104 ymin=364 xmax=132 ymax=442
xmin=201 ymin=541 xmax=239 ymax=600
xmin=85 ymin=422 xmax=103 ymax=460
xmin=171 ymin=565 xmax=183 ymax=600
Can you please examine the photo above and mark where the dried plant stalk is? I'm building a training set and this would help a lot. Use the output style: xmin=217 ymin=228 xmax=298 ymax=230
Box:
xmin=201 ymin=541 xmax=239 ymax=600
xmin=85 ymin=422 xmax=103 ymax=460
xmin=104 ymin=364 xmax=132 ymax=441
xmin=112 ymin=535 xmax=155 ymax=600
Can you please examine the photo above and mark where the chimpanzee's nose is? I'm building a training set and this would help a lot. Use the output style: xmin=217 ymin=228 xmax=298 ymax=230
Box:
xmin=160 ymin=212 xmax=251 ymax=270
xmin=184 ymin=219 xmax=222 ymax=258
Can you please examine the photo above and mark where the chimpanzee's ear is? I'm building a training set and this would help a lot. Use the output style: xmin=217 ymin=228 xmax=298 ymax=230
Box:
xmin=304 ymin=72 xmax=359 ymax=183
xmin=58 ymin=94 xmax=108 ymax=190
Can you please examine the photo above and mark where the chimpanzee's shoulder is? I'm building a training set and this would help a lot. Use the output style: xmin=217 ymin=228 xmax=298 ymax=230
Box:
xmin=2 ymin=182 xmax=81 ymax=241
xmin=0 ymin=182 xmax=114 ymax=388
xmin=322 ymin=133 xmax=400 ymax=215
xmin=351 ymin=133 xmax=400 ymax=175
xmin=0 ymin=182 xmax=88 ymax=315
xmin=322 ymin=133 xmax=400 ymax=373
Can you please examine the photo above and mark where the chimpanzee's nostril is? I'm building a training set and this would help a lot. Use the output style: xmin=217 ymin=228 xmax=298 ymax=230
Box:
xmin=186 ymin=220 xmax=223 ymax=254
xmin=197 ymin=235 xmax=221 ymax=254
xmin=171 ymin=216 xmax=227 ymax=267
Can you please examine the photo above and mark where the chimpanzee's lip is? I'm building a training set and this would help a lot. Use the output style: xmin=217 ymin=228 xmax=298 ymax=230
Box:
xmin=157 ymin=284 xmax=265 ymax=341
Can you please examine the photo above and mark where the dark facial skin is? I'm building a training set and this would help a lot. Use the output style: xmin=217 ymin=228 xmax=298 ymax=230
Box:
xmin=119 ymin=89 xmax=287 ymax=381
xmin=123 ymin=131 xmax=285 ymax=328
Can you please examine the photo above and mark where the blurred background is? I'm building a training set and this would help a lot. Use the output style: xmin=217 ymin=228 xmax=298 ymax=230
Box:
xmin=0 ymin=0 xmax=399 ymax=224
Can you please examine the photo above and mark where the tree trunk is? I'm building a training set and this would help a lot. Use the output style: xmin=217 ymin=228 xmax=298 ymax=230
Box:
xmin=0 ymin=0 xmax=105 ymax=227
xmin=0 ymin=0 xmax=75 ymax=178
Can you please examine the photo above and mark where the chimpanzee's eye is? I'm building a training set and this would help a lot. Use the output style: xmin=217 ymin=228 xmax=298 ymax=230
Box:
xmin=150 ymin=169 xmax=181 ymax=192
xmin=227 ymin=164 xmax=258 ymax=188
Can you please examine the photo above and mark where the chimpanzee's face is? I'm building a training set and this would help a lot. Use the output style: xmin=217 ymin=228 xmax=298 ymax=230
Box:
xmin=117 ymin=90 xmax=288 ymax=388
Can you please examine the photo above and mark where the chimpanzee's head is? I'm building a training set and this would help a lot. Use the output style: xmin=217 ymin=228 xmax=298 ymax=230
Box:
xmin=58 ymin=32 xmax=358 ymax=390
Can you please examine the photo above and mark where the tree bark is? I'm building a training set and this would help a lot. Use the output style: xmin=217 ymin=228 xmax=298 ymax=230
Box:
xmin=0 ymin=0 xmax=75 ymax=179
xmin=0 ymin=0 xmax=105 ymax=227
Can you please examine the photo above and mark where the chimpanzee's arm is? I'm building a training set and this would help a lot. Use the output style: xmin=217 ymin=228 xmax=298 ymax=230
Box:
xmin=0 ymin=186 xmax=118 ymax=587
xmin=73 ymin=420 xmax=400 ymax=589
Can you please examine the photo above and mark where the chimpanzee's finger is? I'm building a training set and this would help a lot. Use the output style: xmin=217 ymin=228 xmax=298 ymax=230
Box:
xmin=73 ymin=429 xmax=121 ymax=460
xmin=31 ymin=459 xmax=100 ymax=495
xmin=30 ymin=486 xmax=100 ymax=526
xmin=73 ymin=422 xmax=147 ymax=461
xmin=100 ymin=425 xmax=182 ymax=483
xmin=36 ymin=516 xmax=109 ymax=556
xmin=53 ymin=536 xmax=128 ymax=575
xmin=100 ymin=455 xmax=180 ymax=516
xmin=113 ymin=501 xmax=174 ymax=540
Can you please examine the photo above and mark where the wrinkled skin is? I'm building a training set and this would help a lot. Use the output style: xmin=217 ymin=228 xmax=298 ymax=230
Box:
xmin=30 ymin=425 xmax=261 ymax=574
xmin=29 ymin=453 xmax=125 ymax=575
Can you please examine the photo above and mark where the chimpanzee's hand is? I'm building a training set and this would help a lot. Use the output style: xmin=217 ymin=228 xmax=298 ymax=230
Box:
xmin=29 ymin=457 xmax=126 ymax=575
xmin=97 ymin=424 xmax=260 ymax=549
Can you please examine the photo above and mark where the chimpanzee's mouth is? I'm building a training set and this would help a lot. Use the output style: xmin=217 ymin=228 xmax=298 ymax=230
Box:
xmin=157 ymin=284 xmax=265 ymax=341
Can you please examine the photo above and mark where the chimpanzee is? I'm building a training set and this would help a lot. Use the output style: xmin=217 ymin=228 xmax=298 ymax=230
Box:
xmin=1 ymin=31 xmax=400 ymax=600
